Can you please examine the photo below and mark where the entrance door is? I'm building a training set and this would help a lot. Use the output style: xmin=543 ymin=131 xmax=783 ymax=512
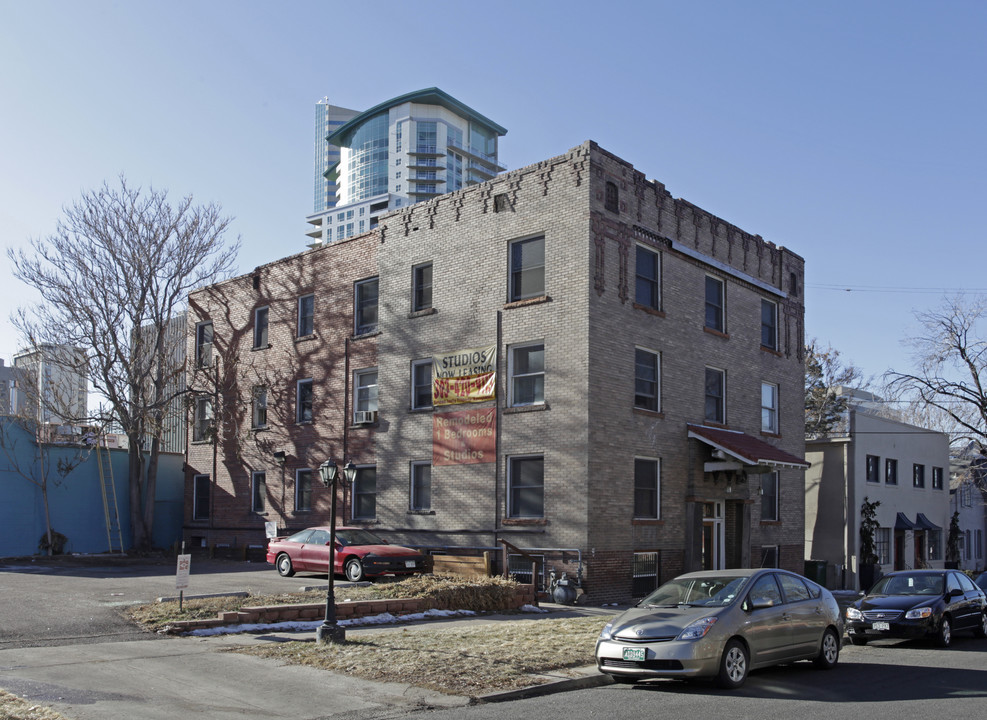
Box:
xmin=702 ymin=501 xmax=725 ymax=570
xmin=914 ymin=532 xmax=926 ymax=568
xmin=894 ymin=532 xmax=906 ymax=570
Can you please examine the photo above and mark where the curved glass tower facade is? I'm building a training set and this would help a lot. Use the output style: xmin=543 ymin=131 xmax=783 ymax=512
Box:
xmin=340 ymin=112 xmax=389 ymax=205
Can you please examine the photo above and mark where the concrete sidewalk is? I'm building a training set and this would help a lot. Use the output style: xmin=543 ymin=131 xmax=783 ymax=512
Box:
xmin=0 ymin=606 xmax=616 ymax=719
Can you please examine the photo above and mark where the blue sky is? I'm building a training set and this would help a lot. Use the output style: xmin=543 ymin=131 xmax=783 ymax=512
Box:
xmin=2 ymin=0 xmax=986 ymax=384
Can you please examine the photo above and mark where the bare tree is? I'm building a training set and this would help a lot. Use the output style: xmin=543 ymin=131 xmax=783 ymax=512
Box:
xmin=804 ymin=339 xmax=864 ymax=438
xmin=886 ymin=296 xmax=987 ymax=454
xmin=7 ymin=177 xmax=239 ymax=550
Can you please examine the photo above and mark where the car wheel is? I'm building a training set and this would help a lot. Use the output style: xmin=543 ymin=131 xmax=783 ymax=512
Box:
xmin=344 ymin=557 xmax=365 ymax=582
xmin=974 ymin=613 xmax=987 ymax=639
xmin=848 ymin=635 xmax=868 ymax=646
xmin=813 ymin=628 xmax=840 ymax=669
xmin=716 ymin=639 xmax=749 ymax=689
xmin=276 ymin=553 xmax=295 ymax=577
xmin=935 ymin=616 xmax=952 ymax=648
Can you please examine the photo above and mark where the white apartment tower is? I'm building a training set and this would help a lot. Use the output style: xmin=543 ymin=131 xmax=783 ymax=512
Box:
xmin=305 ymin=87 xmax=507 ymax=245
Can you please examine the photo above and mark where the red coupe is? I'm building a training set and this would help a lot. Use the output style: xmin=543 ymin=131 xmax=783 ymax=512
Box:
xmin=266 ymin=526 xmax=427 ymax=582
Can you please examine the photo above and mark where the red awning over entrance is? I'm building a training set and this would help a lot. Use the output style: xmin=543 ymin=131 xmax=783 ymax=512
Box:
xmin=687 ymin=424 xmax=810 ymax=470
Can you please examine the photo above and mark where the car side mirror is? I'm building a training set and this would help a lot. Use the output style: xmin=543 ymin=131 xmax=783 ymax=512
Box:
xmin=947 ymin=588 xmax=963 ymax=599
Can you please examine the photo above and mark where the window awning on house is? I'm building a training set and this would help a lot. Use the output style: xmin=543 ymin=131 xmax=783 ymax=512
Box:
xmin=895 ymin=512 xmax=916 ymax=530
xmin=914 ymin=513 xmax=941 ymax=531
xmin=687 ymin=424 xmax=810 ymax=471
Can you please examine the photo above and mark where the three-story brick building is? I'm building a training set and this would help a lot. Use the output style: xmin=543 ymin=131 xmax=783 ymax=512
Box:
xmin=184 ymin=140 xmax=808 ymax=602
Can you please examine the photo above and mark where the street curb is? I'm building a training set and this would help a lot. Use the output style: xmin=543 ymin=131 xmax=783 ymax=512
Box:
xmin=476 ymin=666 xmax=612 ymax=703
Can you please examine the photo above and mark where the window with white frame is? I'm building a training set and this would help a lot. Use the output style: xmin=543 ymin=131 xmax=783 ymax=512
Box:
xmin=509 ymin=342 xmax=544 ymax=406
xmin=354 ymin=368 xmax=378 ymax=417
xmin=410 ymin=462 xmax=431 ymax=511
xmin=355 ymin=277 xmax=379 ymax=335
xmin=885 ymin=458 xmax=898 ymax=485
xmin=932 ymin=466 xmax=944 ymax=490
xmin=192 ymin=395 xmax=213 ymax=442
xmin=296 ymin=379 xmax=313 ymax=423
xmin=509 ymin=236 xmax=545 ymax=301
xmin=633 ymin=458 xmax=660 ymax=519
xmin=704 ymin=367 xmax=726 ymax=424
xmin=295 ymin=469 xmax=312 ymax=512
xmin=866 ymin=454 xmax=880 ymax=483
xmin=913 ymin=463 xmax=925 ymax=488
xmin=195 ymin=321 xmax=213 ymax=367
xmin=635 ymin=246 xmax=661 ymax=310
xmin=297 ymin=294 xmax=315 ymax=337
xmin=634 ymin=348 xmax=660 ymax=412
xmin=761 ymin=299 xmax=778 ymax=350
xmin=251 ymin=386 xmax=268 ymax=428
xmin=352 ymin=466 xmax=377 ymax=520
xmin=761 ymin=382 xmax=778 ymax=434
xmin=875 ymin=527 xmax=891 ymax=564
xmin=705 ymin=276 xmax=725 ymax=332
xmin=411 ymin=360 xmax=432 ymax=410
xmin=253 ymin=306 xmax=269 ymax=349
xmin=193 ymin=474 xmax=210 ymax=520
xmin=508 ymin=455 xmax=544 ymax=518
xmin=413 ymin=262 xmax=433 ymax=312
xmin=251 ymin=471 xmax=266 ymax=513
xmin=761 ymin=471 xmax=779 ymax=521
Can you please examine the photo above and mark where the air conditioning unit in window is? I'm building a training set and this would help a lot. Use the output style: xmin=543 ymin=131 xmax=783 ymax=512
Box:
xmin=353 ymin=410 xmax=378 ymax=425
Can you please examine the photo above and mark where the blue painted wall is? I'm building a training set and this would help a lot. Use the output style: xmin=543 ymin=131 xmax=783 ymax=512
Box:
xmin=0 ymin=419 xmax=184 ymax=556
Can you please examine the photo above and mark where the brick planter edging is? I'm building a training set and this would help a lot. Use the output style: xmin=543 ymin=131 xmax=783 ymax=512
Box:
xmin=166 ymin=584 xmax=536 ymax=634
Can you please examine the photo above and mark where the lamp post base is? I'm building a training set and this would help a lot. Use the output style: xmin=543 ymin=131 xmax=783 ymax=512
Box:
xmin=316 ymin=622 xmax=346 ymax=645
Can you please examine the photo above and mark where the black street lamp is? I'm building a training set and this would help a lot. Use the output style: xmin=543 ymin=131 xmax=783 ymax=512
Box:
xmin=316 ymin=459 xmax=357 ymax=645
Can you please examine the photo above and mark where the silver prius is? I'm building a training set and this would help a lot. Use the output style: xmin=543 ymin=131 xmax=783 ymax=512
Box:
xmin=596 ymin=568 xmax=843 ymax=689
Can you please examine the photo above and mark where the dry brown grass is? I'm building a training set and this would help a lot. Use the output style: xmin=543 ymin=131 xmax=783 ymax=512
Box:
xmin=0 ymin=689 xmax=72 ymax=720
xmin=234 ymin=615 xmax=605 ymax=697
xmin=127 ymin=575 xmax=525 ymax=633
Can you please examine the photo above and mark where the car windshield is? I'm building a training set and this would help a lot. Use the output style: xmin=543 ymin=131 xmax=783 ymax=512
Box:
xmin=335 ymin=529 xmax=385 ymax=547
xmin=871 ymin=574 xmax=944 ymax=596
xmin=639 ymin=575 xmax=749 ymax=608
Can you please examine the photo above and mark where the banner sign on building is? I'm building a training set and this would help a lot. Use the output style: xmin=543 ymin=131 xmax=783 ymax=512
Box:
xmin=433 ymin=408 xmax=496 ymax=465
xmin=432 ymin=345 xmax=497 ymax=406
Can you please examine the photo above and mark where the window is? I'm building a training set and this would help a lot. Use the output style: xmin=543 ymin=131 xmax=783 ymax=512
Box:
xmin=885 ymin=458 xmax=898 ymax=485
xmin=411 ymin=360 xmax=432 ymax=410
xmin=251 ymin=386 xmax=268 ymax=428
xmin=297 ymin=294 xmax=314 ymax=337
xmin=192 ymin=474 xmax=210 ymax=520
xmin=508 ymin=455 xmax=544 ymax=518
xmin=761 ymin=299 xmax=777 ymax=350
xmin=704 ymin=367 xmax=725 ymax=424
xmin=411 ymin=462 xmax=431 ymax=511
xmin=509 ymin=236 xmax=545 ymax=301
xmin=761 ymin=471 xmax=779 ymax=521
xmin=605 ymin=181 xmax=619 ymax=213
xmin=749 ymin=573 xmax=781 ymax=603
xmin=875 ymin=528 xmax=891 ymax=564
xmin=704 ymin=276 xmax=725 ymax=332
xmin=352 ymin=466 xmax=377 ymax=520
xmin=509 ymin=343 xmax=544 ymax=406
xmin=635 ymin=246 xmax=661 ymax=310
xmin=866 ymin=455 xmax=880 ymax=483
xmin=778 ymin=573 xmax=810 ymax=602
xmin=761 ymin=383 xmax=778 ymax=434
xmin=195 ymin=321 xmax=213 ymax=367
xmin=634 ymin=348 xmax=660 ymax=411
xmin=913 ymin=463 xmax=925 ymax=488
xmin=355 ymin=368 xmax=378 ymax=415
xmin=932 ymin=466 xmax=943 ymax=490
xmin=192 ymin=395 xmax=212 ymax=442
xmin=296 ymin=379 xmax=313 ymax=423
xmin=253 ymin=306 xmax=269 ymax=349
xmin=295 ymin=469 xmax=312 ymax=512
xmin=928 ymin=529 xmax=942 ymax=561
xmin=633 ymin=458 xmax=660 ymax=519
xmin=413 ymin=262 xmax=433 ymax=311
xmin=251 ymin=471 xmax=266 ymax=513
xmin=355 ymin=277 xmax=379 ymax=335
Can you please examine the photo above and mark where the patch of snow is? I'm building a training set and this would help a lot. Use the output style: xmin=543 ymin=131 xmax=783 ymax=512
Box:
xmin=185 ymin=608 xmax=478 ymax=636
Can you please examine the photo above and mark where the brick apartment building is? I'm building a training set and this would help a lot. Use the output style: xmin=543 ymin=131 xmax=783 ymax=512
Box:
xmin=184 ymin=140 xmax=808 ymax=603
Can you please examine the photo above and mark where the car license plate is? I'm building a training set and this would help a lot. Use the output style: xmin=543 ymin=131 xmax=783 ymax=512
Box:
xmin=623 ymin=647 xmax=646 ymax=662
xmin=405 ymin=561 xmax=416 ymax=568
xmin=872 ymin=621 xmax=890 ymax=631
